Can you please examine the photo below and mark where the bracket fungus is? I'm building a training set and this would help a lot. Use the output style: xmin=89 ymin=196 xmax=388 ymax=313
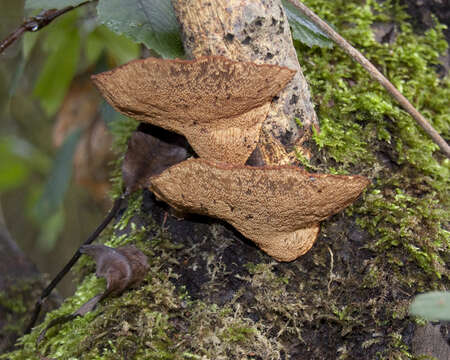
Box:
xmin=92 ymin=56 xmax=295 ymax=164
xmin=149 ymin=159 xmax=370 ymax=262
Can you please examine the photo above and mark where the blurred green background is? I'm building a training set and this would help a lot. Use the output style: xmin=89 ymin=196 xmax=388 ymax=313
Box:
xmin=0 ymin=0 xmax=140 ymax=296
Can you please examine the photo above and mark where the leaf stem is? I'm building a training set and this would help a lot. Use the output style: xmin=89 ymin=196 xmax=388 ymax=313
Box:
xmin=0 ymin=1 xmax=94 ymax=55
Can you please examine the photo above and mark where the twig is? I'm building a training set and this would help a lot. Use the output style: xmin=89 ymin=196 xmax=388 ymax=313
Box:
xmin=24 ymin=196 xmax=124 ymax=334
xmin=287 ymin=0 xmax=450 ymax=158
xmin=326 ymin=246 xmax=335 ymax=297
xmin=0 ymin=1 xmax=92 ymax=55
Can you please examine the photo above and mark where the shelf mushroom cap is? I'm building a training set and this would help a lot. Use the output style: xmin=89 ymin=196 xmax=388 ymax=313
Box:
xmin=92 ymin=56 xmax=295 ymax=164
xmin=149 ymin=159 xmax=370 ymax=261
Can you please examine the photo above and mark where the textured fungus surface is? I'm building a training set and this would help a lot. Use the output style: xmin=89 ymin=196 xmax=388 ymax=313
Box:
xmin=92 ymin=56 xmax=295 ymax=164
xmin=149 ymin=158 xmax=370 ymax=261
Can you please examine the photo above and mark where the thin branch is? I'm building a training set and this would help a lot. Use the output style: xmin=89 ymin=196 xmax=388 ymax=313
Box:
xmin=24 ymin=196 xmax=124 ymax=334
xmin=0 ymin=1 xmax=92 ymax=55
xmin=287 ymin=0 xmax=450 ymax=159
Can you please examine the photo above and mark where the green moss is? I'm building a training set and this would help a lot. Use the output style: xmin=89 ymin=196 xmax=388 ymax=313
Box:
xmin=0 ymin=290 xmax=27 ymax=315
xmin=107 ymin=114 xmax=139 ymax=198
xmin=0 ymin=285 xmax=28 ymax=337
xmin=300 ymin=0 xmax=449 ymax=175
xmin=298 ymin=0 xmax=449 ymax=278
xmin=294 ymin=0 xmax=449 ymax=356
xmin=3 ymin=196 xmax=278 ymax=359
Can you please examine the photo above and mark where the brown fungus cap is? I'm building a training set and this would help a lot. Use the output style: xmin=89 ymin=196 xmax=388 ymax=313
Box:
xmin=149 ymin=159 xmax=370 ymax=262
xmin=92 ymin=56 xmax=295 ymax=164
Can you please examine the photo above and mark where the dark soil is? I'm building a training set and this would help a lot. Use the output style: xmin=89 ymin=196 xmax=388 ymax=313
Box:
xmin=401 ymin=0 xmax=450 ymax=73
xmin=401 ymin=0 xmax=450 ymax=42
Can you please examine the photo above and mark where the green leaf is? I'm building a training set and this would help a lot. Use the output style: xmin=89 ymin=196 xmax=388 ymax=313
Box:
xmin=33 ymin=128 xmax=82 ymax=221
xmin=33 ymin=10 xmax=81 ymax=115
xmin=0 ymin=138 xmax=30 ymax=193
xmin=282 ymin=0 xmax=333 ymax=48
xmin=86 ymin=25 xmax=140 ymax=66
xmin=23 ymin=31 xmax=40 ymax=59
xmin=0 ymin=136 xmax=50 ymax=193
xmin=410 ymin=291 xmax=450 ymax=321
xmin=25 ymin=0 xmax=90 ymax=10
xmin=8 ymin=56 xmax=26 ymax=99
xmin=97 ymin=0 xmax=184 ymax=58
xmin=8 ymin=29 xmax=40 ymax=100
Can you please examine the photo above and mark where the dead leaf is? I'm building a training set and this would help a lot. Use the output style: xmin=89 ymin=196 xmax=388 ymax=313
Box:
xmin=53 ymin=75 xmax=114 ymax=203
xmin=122 ymin=124 xmax=189 ymax=195
xmin=80 ymin=244 xmax=149 ymax=297
xmin=37 ymin=244 xmax=148 ymax=349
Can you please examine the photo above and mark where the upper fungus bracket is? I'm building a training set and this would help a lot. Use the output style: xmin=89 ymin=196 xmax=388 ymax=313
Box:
xmin=92 ymin=56 xmax=295 ymax=164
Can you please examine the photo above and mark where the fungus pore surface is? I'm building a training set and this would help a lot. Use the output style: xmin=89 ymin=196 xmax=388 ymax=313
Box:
xmin=92 ymin=56 xmax=295 ymax=164
xmin=149 ymin=159 xmax=370 ymax=261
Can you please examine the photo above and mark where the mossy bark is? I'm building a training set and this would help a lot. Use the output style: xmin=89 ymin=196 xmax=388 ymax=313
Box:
xmin=5 ymin=1 xmax=449 ymax=359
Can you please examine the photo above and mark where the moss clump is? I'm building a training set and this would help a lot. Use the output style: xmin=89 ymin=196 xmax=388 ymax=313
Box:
xmin=298 ymin=0 xmax=449 ymax=278
xmin=3 ymin=197 xmax=280 ymax=359
xmin=0 ymin=282 xmax=31 ymax=336
xmin=293 ymin=0 xmax=449 ymax=356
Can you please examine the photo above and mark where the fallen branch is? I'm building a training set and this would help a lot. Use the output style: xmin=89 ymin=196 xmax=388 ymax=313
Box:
xmin=287 ymin=0 xmax=450 ymax=158
xmin=0 ymin=1 xmax=92 ymax=55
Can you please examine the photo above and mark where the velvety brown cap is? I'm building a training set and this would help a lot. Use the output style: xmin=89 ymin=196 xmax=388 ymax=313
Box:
xmin=92 ymin=56 xmax=295 ymax=164
xmin=149 ymin=159 xmax=370 ymax=261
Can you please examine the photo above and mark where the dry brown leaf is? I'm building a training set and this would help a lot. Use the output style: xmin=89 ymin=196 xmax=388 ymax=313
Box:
xmin=122 ymin=124 xmax=188 ymax=195
xmin=53 ymin=76 xmax=101 ymax=148
xmin=73 ymin=116 xmax=115 ymax=203
xmin=80 ymin=244 xmax=149 ymax=297
xmin=53 ymin=76 xmax=114 ymax=203
xmin=149 ymin=158 xmax=370 ymax=261
xmin=92 ymin=56 xmax=295 ymax=164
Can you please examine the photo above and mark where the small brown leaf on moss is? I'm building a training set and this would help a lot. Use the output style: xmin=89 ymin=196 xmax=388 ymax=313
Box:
xmin=80 ymin=244 xmax=149 ymax=296
xmin=92 ymin=56 xmax=295 ymax=164
xmin=149 ymin=158 xmax=370 ymax=261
